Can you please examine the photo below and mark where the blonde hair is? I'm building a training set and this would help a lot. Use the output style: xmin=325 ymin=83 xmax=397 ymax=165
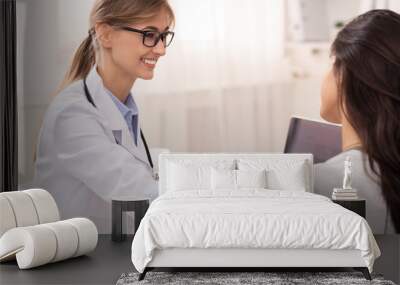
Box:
xmin=61 ymin=0 xmax=174 ymax=88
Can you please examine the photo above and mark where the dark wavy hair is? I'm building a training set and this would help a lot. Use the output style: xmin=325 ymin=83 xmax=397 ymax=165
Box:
xmin=331 ymin=9 xmax=400 ymax=233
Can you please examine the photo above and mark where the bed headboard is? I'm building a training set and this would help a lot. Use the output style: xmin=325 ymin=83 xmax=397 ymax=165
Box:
xmin=158 ymin=153 xmax=314 ymax=195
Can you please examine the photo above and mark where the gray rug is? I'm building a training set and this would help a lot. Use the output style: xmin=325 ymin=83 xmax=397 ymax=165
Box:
xmin=116 ymin=272 xmax=396 ymax=285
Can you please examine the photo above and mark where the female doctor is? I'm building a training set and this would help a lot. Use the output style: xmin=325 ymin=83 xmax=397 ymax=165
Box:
xmin=34 ymin=0 xmax=175 ymax=233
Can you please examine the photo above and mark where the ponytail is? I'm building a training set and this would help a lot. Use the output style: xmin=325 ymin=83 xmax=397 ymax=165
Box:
xmin=60 ymin=32 xmax=96 ymax=89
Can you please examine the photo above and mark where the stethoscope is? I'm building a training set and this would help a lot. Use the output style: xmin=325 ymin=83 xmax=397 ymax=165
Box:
xmin=83 ymin=78 xmax=154 ymax=170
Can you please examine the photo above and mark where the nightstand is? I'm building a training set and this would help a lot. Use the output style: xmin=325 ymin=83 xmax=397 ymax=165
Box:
xmin=332 ymin=199 xmax=366 ymax=218
xmin=112 ymin=197 xmax=149 ymax=242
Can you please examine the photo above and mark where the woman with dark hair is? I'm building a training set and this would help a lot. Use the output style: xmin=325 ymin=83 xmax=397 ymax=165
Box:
xmin=315 ymin=9 xmax=400 ymax=234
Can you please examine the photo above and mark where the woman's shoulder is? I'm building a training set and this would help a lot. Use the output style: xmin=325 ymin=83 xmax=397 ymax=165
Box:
xmin=54 ymin=80 xmax=86 ymax=106
xmin=314 ymin=149 xmax=378 ymax=192
xmin=315 ymin=149 xmax=367 ymax=175
xmin=317 ymin=149 xmax=364 ymax=168
xmin=47 ymin=80 xmax=96 ymax=116
xmin=40 ymin=80 xmax=100 ymax=132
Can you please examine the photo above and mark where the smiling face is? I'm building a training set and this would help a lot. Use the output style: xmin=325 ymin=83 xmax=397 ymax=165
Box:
xmin=97 ymin=8 xmax=172 ymax=81
xmin=320 ymin=67 xmax=342 ymax=124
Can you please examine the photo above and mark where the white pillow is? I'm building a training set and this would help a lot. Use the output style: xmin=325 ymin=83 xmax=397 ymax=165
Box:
xmin=238 ymin=159 xmax=308 ymax=191
xmin=167 ymin=163 xmax=212 ymax=191
xmin=211 ymin=168 xmax=268 ymax=190
xmin=267 ymin=161 xmax=307 ymax=191
xmin=211 ymin=168 xmax=236 ymax=190
xmin=236 ymin=169 xmax=267 ymax=189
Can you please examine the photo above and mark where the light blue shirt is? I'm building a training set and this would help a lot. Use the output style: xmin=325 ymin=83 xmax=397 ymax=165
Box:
xmin=106 ymin=90 xmax=140 ymax=146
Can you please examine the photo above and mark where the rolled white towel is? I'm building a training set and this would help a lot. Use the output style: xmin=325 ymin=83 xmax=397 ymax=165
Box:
xmin=0 ymin=218 xmax=98 ymax=269
xmin=0 ymin=226 xmax=57 ymax=269
xmin=0 ymin=196 xmax=17 ymax=237
xmin=24 ymin=189 xmax=60 ymax=224
xmin=42 ymin=221 xmax=79 ymax=262
xmin=0 ymin=192 xmax=39 ymax=227
xmin=64 ymin=218 xmax=98 ymax=257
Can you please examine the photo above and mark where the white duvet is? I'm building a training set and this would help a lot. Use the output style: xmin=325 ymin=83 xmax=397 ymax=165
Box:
xmin=131 ymin=190 xmax=380 ymax=273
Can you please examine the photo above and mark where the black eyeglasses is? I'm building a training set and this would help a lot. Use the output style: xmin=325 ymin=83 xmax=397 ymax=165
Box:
xmin=120 ymin=27 xmax=175 ymax=48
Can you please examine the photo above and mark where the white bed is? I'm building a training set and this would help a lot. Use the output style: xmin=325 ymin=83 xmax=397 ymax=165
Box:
xmin=131 ymin=153 xmax=380 ymax=280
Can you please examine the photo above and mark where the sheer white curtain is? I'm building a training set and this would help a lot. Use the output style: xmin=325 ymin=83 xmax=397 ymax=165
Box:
xmin=135 ymin=0 xmax=293 ymax=152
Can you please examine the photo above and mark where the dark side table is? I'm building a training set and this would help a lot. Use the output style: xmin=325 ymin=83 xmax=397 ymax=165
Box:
xmin=112 ymin=197 xmax=149 ymax=242
xmin=332 ymin=199 xmax=366 ymax=218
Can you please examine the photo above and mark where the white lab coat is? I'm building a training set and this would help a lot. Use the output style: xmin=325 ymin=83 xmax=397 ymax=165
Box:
xmin=34 ymin=67 xmax=158 ymax=233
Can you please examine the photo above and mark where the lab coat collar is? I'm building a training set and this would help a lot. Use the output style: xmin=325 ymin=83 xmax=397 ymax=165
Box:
xmin=85 ymin=66 xmax=150 ymax=167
